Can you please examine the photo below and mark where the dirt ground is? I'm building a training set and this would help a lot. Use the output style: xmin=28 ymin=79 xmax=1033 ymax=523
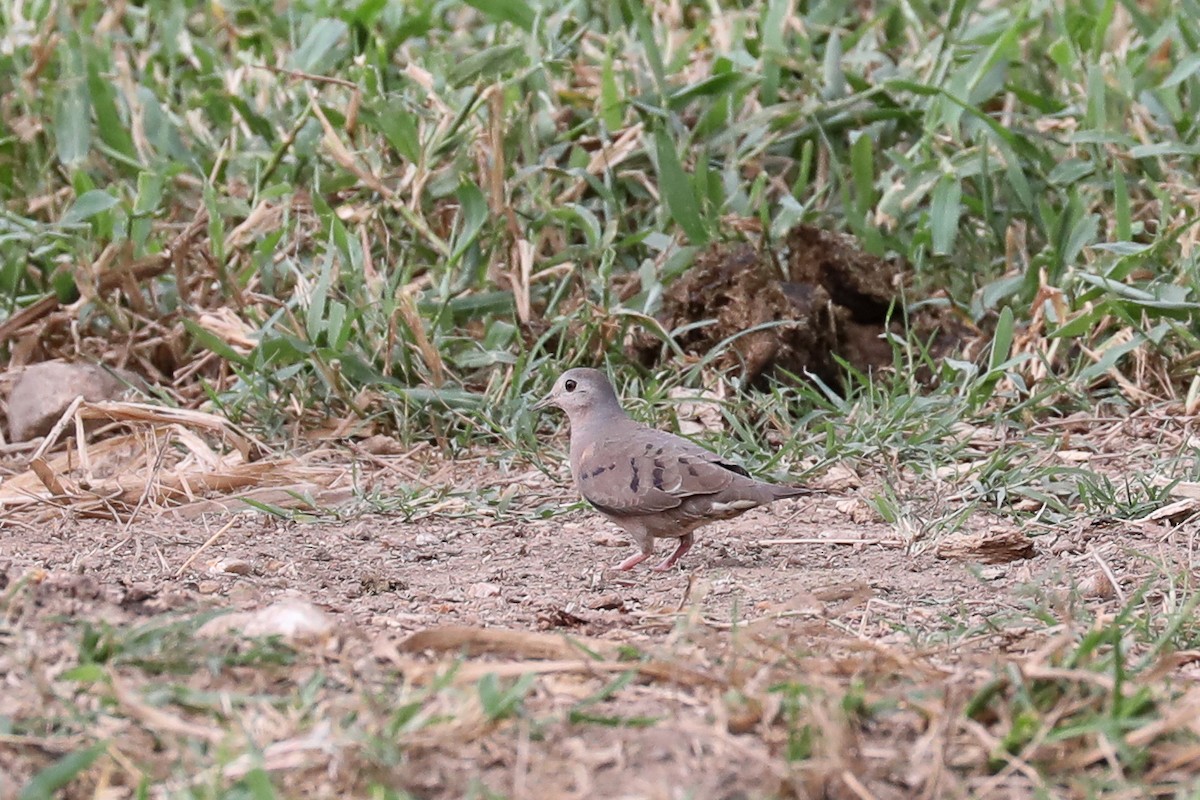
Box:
xmin=3 ymin=452 xmax=1196 ymax=799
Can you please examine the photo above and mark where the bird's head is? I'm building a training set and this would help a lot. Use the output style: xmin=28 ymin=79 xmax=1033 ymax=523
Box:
xmin=532 ymin=367 xmax=622 ymax=422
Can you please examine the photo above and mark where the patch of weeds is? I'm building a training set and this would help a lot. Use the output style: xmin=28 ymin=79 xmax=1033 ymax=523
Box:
xmin=17 ymin=742 xmax=109 ymax=800
xmin=476 ymin=672 xmax=536 ymax=722
xmin=237 ymin=492 xmax=343 ymax=523
xmin=964 ymin=580 xmax=1200 ymax=789
xmin=871 ymin=484 xmax=978 ymax=553
xmin=71 ymin=613 xmax=294 ymax=675
xmin=769 ymin=682 xmax=825 ymax=762
xmin=566 ymin=670 xmax=660 ymax=728
xmin=353 ymin=482 xmax=458 ymax=520
xmin=1073 ymin=472 xmax=1175 ymax=521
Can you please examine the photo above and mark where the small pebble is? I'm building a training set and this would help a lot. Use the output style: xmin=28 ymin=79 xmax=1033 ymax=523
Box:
xmin=468 ymin=582 xmax=502 ymax=598
xmin=211 ymin=558 xmax=253 ymax=576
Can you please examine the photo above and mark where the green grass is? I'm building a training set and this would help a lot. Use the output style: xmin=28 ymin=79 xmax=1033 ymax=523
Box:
xmin=3 ymin=0 xmax=1200 ymax=448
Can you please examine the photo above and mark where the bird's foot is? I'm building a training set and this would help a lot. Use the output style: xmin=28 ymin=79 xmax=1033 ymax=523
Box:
xmin=615 ymin=551 xmax=652 ymax=571
xmin=650 ymin=534 xmax=694 ymax=572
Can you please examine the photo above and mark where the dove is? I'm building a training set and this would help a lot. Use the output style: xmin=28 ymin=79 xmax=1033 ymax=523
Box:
xmin=533 ymin=367 xmax=807 ymax=571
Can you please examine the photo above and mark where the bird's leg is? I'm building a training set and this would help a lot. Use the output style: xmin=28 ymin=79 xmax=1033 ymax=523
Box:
xmin=651 ymin=533 xmax=694 ymax=572
xmin=616 ymin=550 xmax=652 ymax=571
xmin=614 ymin=526 xmax=656 ymax=571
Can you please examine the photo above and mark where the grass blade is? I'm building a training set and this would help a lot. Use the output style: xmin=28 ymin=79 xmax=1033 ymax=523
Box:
xmin=654 ymin=128 xmax=709 ymax=245
xmin=19 ymin=742 xmax=108 ymax=800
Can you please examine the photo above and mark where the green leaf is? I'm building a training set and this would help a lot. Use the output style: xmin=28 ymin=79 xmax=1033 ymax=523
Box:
xmin=1047 ymin=159 xmax=1095 ymax=186
xmin=667 ymin=72 xmax=743 ymax=107
xmin=238 ymin=767 xmax=278 ymax=800
xmin=573 ymin=670 xmax=637 ymax=708
xmin=1090 ymin=242 xmax=1150 ymax=256
xmin=567 ymin=711 xmax=660 ymax=727
xmin=132 ymin=171 xmax=164 ymax=217
xmin=1078 ymin=333 xmax=1144 ymax=383
xmin=394 ymin=2 xmax=434 ymax=42
xmin=626 ymin=0 xmax=665 ymax=95
xmin=1075 ymin=274 xmax=1199 ymax=308
xmin=978 ymin=274 xmax=1024 ymax=312
xmin=326 ymin=300 xmax=349 ymax=349
xmin=63 ymin=190 xmax=118 ymax=224
xmin=930 ymin=175 xmax=962 ymax=256
xmin=383 ymin=382 xmax=486 ymax=410
xmin=850 ymin=134 xmax=875 ymax=222
xmin=86 ymin=51 xmax=136 ymax=162
xmin=477 ymin=672 xmax=535 ymax=720
xmin=549 ymin=204 xmax=602 ymax=249
xmin=821 ymin=30 xmax=845 ymax=100
xmin=131 ymin=170 xmax=164 ymax=251
xmin=59 ymin=664 xmax=107 ymax=683
xmin=1085 ymin=62 xmax=1106 ymax=129
xmin=1162 ymin=53 xmax=1200 ymax=88
xmin=289 ymin=18 xmax=348 ymax=73
xmin=258 ymin=334 xmax=314 ymax=365
xmin=463 ymin=0 xmax=535 ymax=31
xmin=1113 ymin=170 xmax=1131 ymax=242
xmin=139 ymin=86 xmax=193 ymax=164
xmin=374 ymin=107 xmax=421 ymax=163
xmin=203 ymin=183 xmax=225 ymax=264
xmin=19 ymin=742 xmax=108 ymax=800
xmin=182 ymin=319 xmax=251 ymax=366
xmin=600 ymin=50 xmax=622 ymax=130
xmin=989 ymin=306 xmax=1015 ymax=374
xmin=306 ymin=250 xmax=334 ymax=343
xmin=228 ymin=96 xmax=275 ymax=141
xmin=350 ymin=0 xmax=388 ymax=24
xmin=54 ymin=71 xmax=91 ymax=167
xmin=654 ymin=128 xmax=709 ymax=245
xmin=448 ymin=43 xmax=526 ymax=86
xmin=450 ymin=181 xmax=489 ymax=262
xmin=760 ymin=0 xmax=790 ymax=105
xmin=1050 ymin=307 xmax=1101 ymax=340
xmin=1129 ymin=142 xmax=1200 ymax=158
xmin=1061 ymin=211 xmax=1100 ymax=266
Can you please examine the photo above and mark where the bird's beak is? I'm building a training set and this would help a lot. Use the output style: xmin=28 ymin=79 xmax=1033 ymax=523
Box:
xmin=532 ymin=393 xmax=555 ymax=411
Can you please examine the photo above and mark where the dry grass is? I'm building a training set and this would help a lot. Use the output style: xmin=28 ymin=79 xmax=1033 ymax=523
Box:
xmin=0 ymin=400 xmax=350 ymax=522
xmin=5 ymin=559 xmax=1200 ymax=799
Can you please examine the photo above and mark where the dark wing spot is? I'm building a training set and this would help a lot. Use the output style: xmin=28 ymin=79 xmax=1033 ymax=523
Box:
xmin=589 ymin=465 xmax=608 ymax=478
xmin=655 ymin=446 xmax=664 ymax=456
xmin=717 ymin=461 xmax=751 ymax=478
xmin=644 ymin=443 xmax=654 ymax=451
xmin=687 ymin=465 xmax=699 ymax=477
xmin=652 ymin=464 xmax=665 ymax=490
xmin=629 ymin=458 xmax=640 ymax=492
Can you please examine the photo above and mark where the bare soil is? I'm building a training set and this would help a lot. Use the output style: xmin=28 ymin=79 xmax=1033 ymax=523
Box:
xmin=3 ymin=453 xmax=1194 ymax=799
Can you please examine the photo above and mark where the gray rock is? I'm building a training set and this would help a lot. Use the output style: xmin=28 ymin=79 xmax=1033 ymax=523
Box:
xmin=7 ymin=361 xmax=141 ymax=442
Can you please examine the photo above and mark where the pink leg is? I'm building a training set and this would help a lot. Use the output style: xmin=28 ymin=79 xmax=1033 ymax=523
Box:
xmin=616 ymin=550 xmax=652 ymax=571
xmin=651 ymin=533 xmax=694 ymax=572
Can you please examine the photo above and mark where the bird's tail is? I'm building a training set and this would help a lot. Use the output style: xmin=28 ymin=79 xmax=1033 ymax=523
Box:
xmin=772 ymin=485 xmax=812 ymax=500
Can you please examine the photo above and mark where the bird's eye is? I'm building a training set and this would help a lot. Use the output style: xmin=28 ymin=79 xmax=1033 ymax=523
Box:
xmin=564 ymin=379 xmax=577 ymax=392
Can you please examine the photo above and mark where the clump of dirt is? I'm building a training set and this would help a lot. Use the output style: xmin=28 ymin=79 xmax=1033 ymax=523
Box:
xmin=630 ymin=225 xmax=978 ymax=388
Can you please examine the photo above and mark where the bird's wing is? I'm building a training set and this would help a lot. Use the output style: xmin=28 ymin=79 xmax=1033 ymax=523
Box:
xmin=575 ymin=426 xmax=748 ymax=516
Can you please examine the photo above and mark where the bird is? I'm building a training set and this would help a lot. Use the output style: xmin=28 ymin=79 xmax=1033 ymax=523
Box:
xmin=533 ymin=367 xmax=807 ymax=571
